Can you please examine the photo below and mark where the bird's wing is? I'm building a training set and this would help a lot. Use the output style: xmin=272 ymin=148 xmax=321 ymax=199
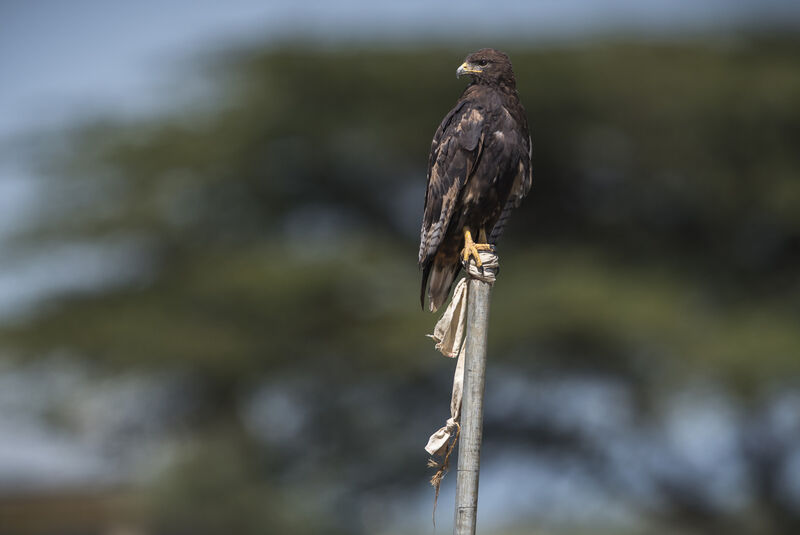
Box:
xmin=489 ymin=127 xmax=532 ymax=244
xmin=418 ymin=100 xmax=486 ymax=266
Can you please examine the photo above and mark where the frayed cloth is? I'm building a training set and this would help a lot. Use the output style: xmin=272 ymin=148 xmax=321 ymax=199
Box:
xmin=425 ymin=250 xmax=498 ymax=457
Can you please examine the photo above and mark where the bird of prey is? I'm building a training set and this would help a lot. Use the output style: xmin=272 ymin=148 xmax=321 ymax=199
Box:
xmin=419 ymin=48 xmax=532 ymax=312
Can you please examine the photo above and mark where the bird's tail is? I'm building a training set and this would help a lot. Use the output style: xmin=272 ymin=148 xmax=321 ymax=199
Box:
xmin=422 ymin=253 xmax=460 ymax=313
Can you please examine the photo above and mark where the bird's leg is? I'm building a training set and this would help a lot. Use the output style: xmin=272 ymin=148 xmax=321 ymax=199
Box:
xmin=475 ymin=227 xmax=494 ymax=252
xmin=462 ymin=229 xmax=481 ymax=267
xmin=462 ymin=228 xmax=494 ymax=267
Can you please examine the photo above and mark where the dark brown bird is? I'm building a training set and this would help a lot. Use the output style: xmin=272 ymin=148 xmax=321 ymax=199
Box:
xmin=419 ymin=48 xmax=532 ymax=312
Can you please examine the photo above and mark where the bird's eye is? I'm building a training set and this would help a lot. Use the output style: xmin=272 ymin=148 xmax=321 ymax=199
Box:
xmin=477 ymin=60 xmax=488 ymax=67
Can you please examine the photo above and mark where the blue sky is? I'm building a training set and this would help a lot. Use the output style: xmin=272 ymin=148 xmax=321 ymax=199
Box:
xmin=2 ymin=0 xmax=799 ymax=137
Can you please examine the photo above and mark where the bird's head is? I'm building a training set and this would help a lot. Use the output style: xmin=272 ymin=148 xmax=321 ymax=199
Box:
xmin=456 ymin=48 xmax=515 ymax=87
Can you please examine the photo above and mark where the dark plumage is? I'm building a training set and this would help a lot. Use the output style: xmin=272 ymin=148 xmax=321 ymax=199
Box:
xmin=419 ymin=48 xmax=532 ymax=312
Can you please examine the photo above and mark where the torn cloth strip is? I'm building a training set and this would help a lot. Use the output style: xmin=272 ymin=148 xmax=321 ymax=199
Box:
xmin=425 ymin=250 xmax=498 ymax=457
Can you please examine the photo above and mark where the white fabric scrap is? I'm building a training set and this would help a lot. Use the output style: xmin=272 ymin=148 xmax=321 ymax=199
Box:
xmin=425 ymin=347 xmax=464 ymax=456
xmin=425 ymin=250 xmax=498 ymax=457
xmin=429 ymin=278 xmax=469 ymax=359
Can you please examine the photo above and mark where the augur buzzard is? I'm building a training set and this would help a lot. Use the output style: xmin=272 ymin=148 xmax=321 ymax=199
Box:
xmin=419 ymin=48 xmax=532 ymax=312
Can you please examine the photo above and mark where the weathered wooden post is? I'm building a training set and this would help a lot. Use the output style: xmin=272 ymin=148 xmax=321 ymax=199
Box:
xmin=453 ymin=273 xmax=492 ymax=535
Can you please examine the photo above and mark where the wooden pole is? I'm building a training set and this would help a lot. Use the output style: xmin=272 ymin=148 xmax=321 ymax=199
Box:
xmin=453 ymin=275 xmax=492 ymax=535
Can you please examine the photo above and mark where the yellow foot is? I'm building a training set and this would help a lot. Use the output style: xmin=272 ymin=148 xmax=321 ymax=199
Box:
xmin=461 ymin=229 xmax=493 ymax=267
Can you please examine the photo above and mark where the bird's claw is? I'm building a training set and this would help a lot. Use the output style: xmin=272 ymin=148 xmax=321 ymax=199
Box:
xmin=461 ymin=230 xmax=493 ymax=267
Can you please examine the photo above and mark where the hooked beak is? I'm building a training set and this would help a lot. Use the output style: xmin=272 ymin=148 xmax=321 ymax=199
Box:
xmin=456 ymin=62 xmax=482 ymax=78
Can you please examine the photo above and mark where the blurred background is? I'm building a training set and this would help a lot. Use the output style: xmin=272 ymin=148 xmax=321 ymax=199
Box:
xmin=1 ymin=1 xmax=800 ymax=534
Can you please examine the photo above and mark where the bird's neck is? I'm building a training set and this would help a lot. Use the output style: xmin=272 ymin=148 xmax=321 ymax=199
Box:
xmin=469 ymin=80 xmax=517 ymax=95
xmin=467 ymin=81 xmax=517 ymax=95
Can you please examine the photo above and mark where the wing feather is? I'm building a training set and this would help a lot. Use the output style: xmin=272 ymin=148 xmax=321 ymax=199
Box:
xmin=418 ymin=101 xmax=486 ymax=265
xmin=488 ymin=132 xmax=533 ymax=243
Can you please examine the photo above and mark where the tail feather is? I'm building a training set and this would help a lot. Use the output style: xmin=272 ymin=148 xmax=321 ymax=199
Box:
xmin=425 ymin=257 xmax=460 ymax=313
xmin=420 ymin=263 xmax=432 ymax=310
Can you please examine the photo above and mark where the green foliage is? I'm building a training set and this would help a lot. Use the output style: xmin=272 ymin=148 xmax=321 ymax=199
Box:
xmin=147 ymin=433 xmax=333 ymax=535
xmin=3 ymin=35 xmax=800 ymax=535
xmin=6 ymin=38 xmax=800 ymax=388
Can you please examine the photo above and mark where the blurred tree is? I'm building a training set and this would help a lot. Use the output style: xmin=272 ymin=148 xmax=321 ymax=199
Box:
xmin=8 ymin=40 xmax=800 ymax=383
xmin=2 ymin=37 xmax=800 ymax=534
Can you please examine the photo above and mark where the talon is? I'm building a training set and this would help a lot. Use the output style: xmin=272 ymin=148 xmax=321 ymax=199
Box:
xmin=461 ymin=229 xmax=491 ymax=267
